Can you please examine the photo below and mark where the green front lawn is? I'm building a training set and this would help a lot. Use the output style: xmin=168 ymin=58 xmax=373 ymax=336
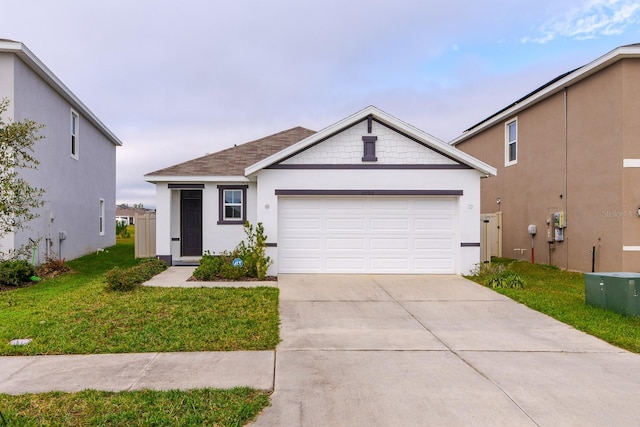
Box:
xmin=0 ymin=242 xmax=279 ymax=355
xmin=467 ymin=258 xmax=640 ymax=353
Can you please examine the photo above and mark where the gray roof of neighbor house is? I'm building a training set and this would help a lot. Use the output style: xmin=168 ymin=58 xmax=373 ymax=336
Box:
xmin=145 ymin=126 xmax=316 ymax=178
xmin=0 ymin=39 xmax=122 ymax=146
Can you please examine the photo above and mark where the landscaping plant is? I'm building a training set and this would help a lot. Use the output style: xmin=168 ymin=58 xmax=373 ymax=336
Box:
xmin=193 ymin=221 xmax=273 ymax=280
xmin=104 ymin=257 xmax=168 ymax=291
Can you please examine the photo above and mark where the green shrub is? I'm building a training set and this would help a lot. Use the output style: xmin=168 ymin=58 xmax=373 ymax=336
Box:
xmin=234 ymin=222 xmax=272 ymax=280
xmin=116 ymin=221 xmax=130 ymax=238
xmin=0 ymin=260 xmax=35 ymax=286
xmin=469 ymin=262 xmax=525 ymax=289
xmin=487 ymin=270 xmax=525 ymax=289
xmin=105 ymin=258 xmax=167 ymax=291
xmin=218 ymin=259 xmax=246 ymax=280
xmin=193 ymin=252 xmax=222 ymax=281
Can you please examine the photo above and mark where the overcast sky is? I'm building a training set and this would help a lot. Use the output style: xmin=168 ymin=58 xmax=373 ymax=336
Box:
xmin=4 ymin=0 xmax=640 ymax=207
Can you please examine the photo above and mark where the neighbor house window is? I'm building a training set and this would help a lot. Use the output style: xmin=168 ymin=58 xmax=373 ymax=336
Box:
xmin=71 ymin=109 xmax=79 ymax=159
xmin=99 ymin=198 xmax=105 ymax=236
xmin=505 ymin=118 xmax=517 ymax=166
xmin=217 ymin=185 xmax=248 ymax=224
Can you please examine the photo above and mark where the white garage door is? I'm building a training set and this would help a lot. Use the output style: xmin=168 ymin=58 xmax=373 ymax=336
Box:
xmin=278 ymin=196 xmax=457 ymax=274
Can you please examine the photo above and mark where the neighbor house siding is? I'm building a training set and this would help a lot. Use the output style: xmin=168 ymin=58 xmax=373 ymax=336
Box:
xmin=10 ymin=54 xmax=116 ymax=260
xmin=457 ymin=56 xmax=640 ymax=272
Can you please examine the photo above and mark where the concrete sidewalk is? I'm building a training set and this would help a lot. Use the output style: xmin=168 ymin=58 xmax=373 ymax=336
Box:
xmin=0 ymin=351 xmax=274 ymax=395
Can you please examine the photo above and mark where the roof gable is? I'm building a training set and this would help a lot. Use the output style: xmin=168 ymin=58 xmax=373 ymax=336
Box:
xmin=145 ymin=126 xmax=315 ymax=179
xmin=246 ymin=106 xmax=496 ymax=176
xmin=279 ymin=118 xmax=458 ymax=166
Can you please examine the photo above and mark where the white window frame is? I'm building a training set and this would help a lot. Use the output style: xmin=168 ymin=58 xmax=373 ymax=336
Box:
xmin=217 ymin=185 xmax=247 ymax=225
xmin=71 ymin=109 xmax=79 ymax=160
xmin=223 ymin=189 xmax=243 ymax=220
xmin=505 ymin=118 xmax=517 ymax=166
xmin=99 ymin=198 xmax=105 ymax=236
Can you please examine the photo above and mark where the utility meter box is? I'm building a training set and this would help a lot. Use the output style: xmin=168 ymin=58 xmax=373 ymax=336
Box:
xmin=584 ymin=272 xmax=640 ymax=316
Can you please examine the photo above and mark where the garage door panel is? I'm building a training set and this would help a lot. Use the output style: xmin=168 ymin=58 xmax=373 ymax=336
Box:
xmin=370 ymin=218 xmax=410 ymax=230
xmin=414 ymin=257 xmax=455 ymax=271
xmin=280 ymin=238 xmax=321 ymax=249
xmin=278 ymin=197 xmax=458 ymax=274
xmin=370 ymin=238 xmax=408 ymax=250
xmin=326 ymin=218 xmax=365 ymax=231
xmin=325 ymin=257 xmax=366 ymax=270
xmin=279 ymin=257 xmax=321 ymax=271
xmin=415 ymin=218 xmax=455 ymax=231
xmin=282 ymin=218 xmax=322 ymax=230
xmin=326 ymin=238 xmax=365 ymax=250
xmin=414 ymin=238 xmax=454 ymax=250
xmin=370 ymin=258 xmax=410 ymax=270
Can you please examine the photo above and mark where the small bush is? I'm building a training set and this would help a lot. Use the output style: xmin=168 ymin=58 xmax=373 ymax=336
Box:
xmin=105 ymin=258 xmax=167 ymax=291
xmin=193 ymin=252 xmax=222 ymax=281
xmin=36 ymin=257 xmax=71 ymax=279
xmin=469 ymin=262 xmax=525 ymax=289
xmin=0 ymin=260 xmax=35 ymax=286
xmin=116 ymin=221 xmax=130 ymax=238
xmin=487 ymin=270 xmax=525 ymax=289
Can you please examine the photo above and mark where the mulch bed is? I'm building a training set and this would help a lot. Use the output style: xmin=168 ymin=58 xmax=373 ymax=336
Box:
xmin=187 ymin=276 xmax=277 ymax=282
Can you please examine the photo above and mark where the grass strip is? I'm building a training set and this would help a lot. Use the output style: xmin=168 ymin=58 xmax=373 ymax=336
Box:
xmin=467 ymin=258 xmax=640 ymax=353
xmin=0 ymin=387 xmax=269 ymax=426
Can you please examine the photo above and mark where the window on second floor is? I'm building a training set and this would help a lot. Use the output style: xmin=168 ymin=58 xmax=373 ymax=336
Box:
xmin=71 ymin=109 xmax=79 ymax=159
xmin=505 ymin=118 xmax=517 ymax=166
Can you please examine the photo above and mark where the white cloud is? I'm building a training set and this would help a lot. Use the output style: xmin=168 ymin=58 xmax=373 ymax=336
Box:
xmin=523 ymin=0 xmax=640 ymax=43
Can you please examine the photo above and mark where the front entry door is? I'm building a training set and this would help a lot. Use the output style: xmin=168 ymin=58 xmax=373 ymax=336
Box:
xmin=181 ymin=190 xmax=202 ymax=256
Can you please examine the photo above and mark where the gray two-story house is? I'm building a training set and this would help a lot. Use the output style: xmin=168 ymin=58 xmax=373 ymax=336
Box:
xmin=0 ymin=39 xmax=122 ymax=262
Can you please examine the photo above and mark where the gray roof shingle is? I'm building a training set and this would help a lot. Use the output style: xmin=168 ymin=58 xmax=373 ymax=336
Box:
xmin=145 ymin=126 xmax=315 ymax=177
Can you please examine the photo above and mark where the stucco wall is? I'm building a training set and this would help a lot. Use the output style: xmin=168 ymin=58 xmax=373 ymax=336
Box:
xmin=457 ymin=60 xmax=634 ymax=272
xmin=9 ymin=55 xmax=116 ymax=261
xmin=155 ymin=182 xmax=257 ymax=261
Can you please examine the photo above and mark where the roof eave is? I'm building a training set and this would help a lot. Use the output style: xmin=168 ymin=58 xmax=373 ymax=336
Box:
xmin=0 ymin=40 xmax=122 ymax=147
xmin=451 ymin=45 xmax=640 ymax=146
xmin=144 ymin=174 xmax=250 ymax=184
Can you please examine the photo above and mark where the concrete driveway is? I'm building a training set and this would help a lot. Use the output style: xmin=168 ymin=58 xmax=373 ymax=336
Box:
xmin=252 ymin=274 xmax=640 ymax=426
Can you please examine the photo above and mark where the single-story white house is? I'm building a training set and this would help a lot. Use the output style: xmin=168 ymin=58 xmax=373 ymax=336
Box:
xmin=145 ymin=106 xmax=496 ymax=275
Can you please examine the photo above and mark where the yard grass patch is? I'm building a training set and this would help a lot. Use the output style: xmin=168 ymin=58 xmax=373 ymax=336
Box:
xmin=0 ymin=387 xmax=269 ymax=426
xmin=0 ymin=242 xmax=279 ymax=355
xmin=467 ymin=258 xmax=640 ymax=353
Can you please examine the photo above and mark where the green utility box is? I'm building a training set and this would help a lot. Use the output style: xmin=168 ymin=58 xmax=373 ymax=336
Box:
xmin=584 ymin=272 xmax=640 ymax=316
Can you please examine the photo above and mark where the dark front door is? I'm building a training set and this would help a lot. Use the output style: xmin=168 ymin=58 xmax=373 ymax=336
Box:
xmin=181 ymin=190 xmax=202 ymax=256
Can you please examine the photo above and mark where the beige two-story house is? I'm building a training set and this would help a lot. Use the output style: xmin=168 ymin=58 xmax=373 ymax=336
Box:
xmin=453 ymin=44 xmax=640 ymax=273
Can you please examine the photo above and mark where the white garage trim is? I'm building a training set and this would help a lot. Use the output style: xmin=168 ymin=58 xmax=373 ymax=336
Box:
xmin=278 ymin=195 xmax=459 ymax=274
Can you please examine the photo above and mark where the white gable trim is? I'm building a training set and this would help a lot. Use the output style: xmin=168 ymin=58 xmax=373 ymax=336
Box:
xmin=451 ymin=45 xmax=640 ymax=146
xmin=245 ymin=106 xmax=496 ymax=177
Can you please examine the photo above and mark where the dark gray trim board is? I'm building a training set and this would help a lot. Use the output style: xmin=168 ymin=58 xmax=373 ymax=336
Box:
xmin=168 ymin=183 xmax=205 ymax=189
xmin=461 ymin=242 xmax=481 ymax=247
xmin=268 ymin=164 xmax=471 ymax=170
xmin=275 ymin=189 xmax=463 ymax=196
xmin=265 ymin=243 xmax=277 ymax=247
